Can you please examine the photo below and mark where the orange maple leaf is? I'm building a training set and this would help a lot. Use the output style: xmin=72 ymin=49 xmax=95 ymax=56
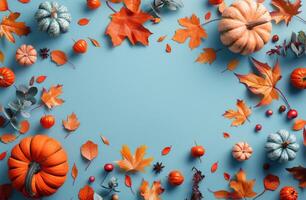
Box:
xmin=62 ymin=112 xmax=80 ymax=132
xmin=0 ymin=12 xmax=31 ymax=43
xmin=78 ymin=185 xmax=94 ymax=200
xmin=117 ymin=145 xmax=154 ymax=172
xmin=196 ymin=48 xmax=216 ymax=64
xmin=105 ymin=7 xmax=152 ymax=46
xmin=0 ymin=0 xmax=8 ymax=11
xmin=41 ymin=85 xmax=64 ymax=109
xmin=172 ymin=14 xmax=207 ymax=49
xmin=124 ymin=0 xmax=141 ymax=13
xmin=270 ymin=0 xmax=301 ymax=25
xmin=223 ymin=99 xmax=252 ymax=127
xmin=139 ymin=180 xmax=164 ymax=200
xmin=236 ymin=58 xmax=282 ymax=107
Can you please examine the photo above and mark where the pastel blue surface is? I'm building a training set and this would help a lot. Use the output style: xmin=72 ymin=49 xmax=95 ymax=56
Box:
xmin=0 ymin=0 xmax=306 ymax=199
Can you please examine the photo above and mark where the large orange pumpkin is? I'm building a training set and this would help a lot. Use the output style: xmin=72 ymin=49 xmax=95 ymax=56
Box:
xmin=290 ymin=68 xmax=306 ymax=89
xmin=0 ymin=67 xmax=15 ymax=88
xmin=8 ymin=135 xmax=69 ymax=198
xmin=218 ymin=0 xmax=272 ymax=55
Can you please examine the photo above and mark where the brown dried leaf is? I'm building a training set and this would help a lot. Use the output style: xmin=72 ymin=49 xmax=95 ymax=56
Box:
xmin=157 ymin=35 xmax=166 ymax=42
xmin=286 ymin=166 xmax=306 ymax=188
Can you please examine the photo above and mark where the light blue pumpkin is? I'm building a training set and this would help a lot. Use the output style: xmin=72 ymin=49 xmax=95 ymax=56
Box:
xmin=265 ymin=129 xmax=299 ymax=163
xmin=35 ymin=1 xmax=71 ymax=37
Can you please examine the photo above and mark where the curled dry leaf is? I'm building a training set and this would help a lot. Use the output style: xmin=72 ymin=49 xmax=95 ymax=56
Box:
xmin=0 ymin=133 xmax=17 ymax=144
xmin=270 ymin=0 xmax=301 ymax=26
xmin=41 ymin=85 xmax=64 ymax=109
xmin=211 ymin=161 xmax=218 ymax=173
xmin=19 ymin=120 xmax=30 ymax=134
xmin=100 ymin=134 xmax=110 ymax=145
xmin=0 ymin=183 xmax=13 ymax=200
xmin=286 ymin=166 xmax=306 ymax=188
xmin=36 ymin=75 xmax=47 ymax=83
xmin=125 ymin=174 xmax=132 ymax=188
xmin=205 ymin=11 xmax=211 ymax=21
xmin=0 ymin=151 xmax=6 ymax=160
xmin=165 ymin=44 xmax=171 ymax=53
xmin=117 ymin=145 xmax=154 ymax=172
xmin=50 ymin=50 xmax=68 ymax=66
xmin=264 ymin=174 xmax=280 ymax=191
xmin=18 ymin=0 xmax=31 ymax=3
xmin=223 ymin=132 xmax=230 ymax=138
xmin=78 ymin=185 xmax=94 ymax=200
xmin=223 ymin=99 xmax=252 ymax=126
xmin=196 ymin=48 xmax=216 ymax=64
xmin=88 ymin=38 xmax=101 ymax=47
xmin=72 ymin=163 xmax=78 ymax=185
xmin=161 ymin=146 xmax=172 ymax=156
xmin=139 ymin=180 xmax=164 ymax=200
xmin=78 ymin=18 xmax=90 ymax=26
xmin=173 ymin=14 xmax=207 ymax=49
xmin=226 ymin=59 xmax=239 ymax=71
xmin=292 ymin=119 xmax=306 ymax=131
xmin=157 ymin=35 xmax=166 ymax=42
xmin=62 ymin=112 xmax=80 ymax=132
xmin=224 ymin=172 xmax=231 ymax=181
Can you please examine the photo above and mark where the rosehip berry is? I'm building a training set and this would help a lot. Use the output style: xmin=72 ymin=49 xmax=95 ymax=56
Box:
xmin=191 ymin=145 xmax=205 ymax=158
xmin=104 ymin=163 xmax=114 ymax=172
xmin=0 ymin=116 xmax=5 ymax=127
xmin=279 ymin=105 xmax=286 ymax=113
xmin=209 ymin=0 xmax=223 ymax=5
xmin=266 ymin=109 xmax=273 ymax=116
xmin=287 ymin=109 xmax=298 ymax=119
xmin=89 ymin=176 xmax=95 ymax=183
xmin=255 ymin=124 xmax=262 ymax=132
xmin=112 ymin=194 xmax=119 ymax=200
xmin=272 ymin=34 xmax=279 ymax=43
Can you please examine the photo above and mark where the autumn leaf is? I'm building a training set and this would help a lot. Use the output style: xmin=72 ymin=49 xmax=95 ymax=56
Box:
xmin=50 ymin=50 xmax=68 ymax=66
xmin=226 ymin=59 xmax=240 ymax=72
xmin=125 ymin=174 xmax=132 ymax=187
xmin=139 ymin=180 xmax=164 ymax=200
xmin=88 ymin=37 xmax=101 ymax=47
xmin=0 ymin=151 xmax=6 ymax=160
xmin=105 ymin=7 xmax=152 ymax=46
xmin=270 ymin=0 xmax=301 ymax=26
xmin=19 ymin=120 xmax=30 ymax=134
xmin=123 ymin=0 xmax=140 ymax=13
xmin=292 ymin=119 xmax=306 ymax=131
xmin=161 ymin=146 xmax=172 ymax=156
xmin=165 ymin=44 xmax=171 ymax=53
xmin=211 ymin=161 xmax=218 ymax=173
xmin=157 ymin=35 xmax=166 ymax=42
xmin=223 ymin=99 xmax=252 ymax=127
xmin=204 ymin=11 xmax=211 ymax=21
xmin=18 ymin=0 xmax=31 ymax=3
xmin=0 ymin=50 xmax=4 ymax=63
xmin=117 ymin=145 xmax=154 ymax=172
xmin=196 ymin=48 xmax=216 ymax=64
xmin=172 ymin=14 xmax=207 ymax=49
xmin=223 ymin=132 xmax=230 ymax=138
xmin=0 ymin=183 xmax=13 ymax=200
xmin=264 ymin=174 xmax=280 ymax=191
xmin=81 ymin=140 xmax=98 ymax=170
xmin=0 ymin=12 xmax=31 ymax=43
xmin=100 ymin=134 xmax=110 ymax=145
xmin=78 ymin=185 xmax=94 ymax=200
xmin=78 ymin=18 xmax=90 ymax=26
xmin=62 ymin=112 xmax=80 ymax=132
xmin=303 ymin=128 xmax=306 ymax=146
xmin=0 ymin=133 xmax=17 ymax=144
xmin=236 ymin=58 xmax=282 ymax=107
xmin=36 ymin=75 xmax=47 ymax=83
xmin=286 ymin=166 xmax=306 ymax=188
xmin=41 ymin=85 xmax=64 ymax=109
xmin=72 ymin=163 xmax=78 ymax=185
xmin=224 ymin=172 xmax=231 ymax=181
xmin=0 ymin=0 xmax=8 ymax=11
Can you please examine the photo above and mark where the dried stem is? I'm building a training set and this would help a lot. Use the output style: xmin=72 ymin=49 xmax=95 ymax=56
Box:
xmin=201 ymin=18 xmax=222 ymax=26
xmin=106 ymin=0 xmax=117 ymax=13
xmin=274 ymin=87 xmax=291 ymax=109
xmin=253 ymin=189 xmax=266 ymax=200
xmin=85 ymin=161 xmax=92 ymax=171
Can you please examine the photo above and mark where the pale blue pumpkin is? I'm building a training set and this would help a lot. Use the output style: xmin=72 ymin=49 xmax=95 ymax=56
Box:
xmin=35 ymin=1 xmax=71 ymax=37
xmin=265 ymin=129 xmax=299 ymax=163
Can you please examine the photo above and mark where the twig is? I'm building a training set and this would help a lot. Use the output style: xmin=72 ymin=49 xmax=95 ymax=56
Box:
xmin=106 ymin=0 xmax=117 ymax=13
xmin=295 ymin=15 xmax=306 ymax=24
xmin=201 ymin=18 xmax=222 ymax=26
xmin=253 ymin=189 xmax=266 ymax=200
xmin=274 ymin=87 xmax=291 ymax=109
xmin=85 ymin=161 xmax=92 ymax=171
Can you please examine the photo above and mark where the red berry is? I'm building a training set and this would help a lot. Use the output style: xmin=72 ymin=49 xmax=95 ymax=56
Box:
xmin=255 ymin=124 xmax=262 ymax=132
xmin=89 ymin=176 xmax=95 ymax=183
xmin=209 ymin=0 xmax=223 ymax=5
xmin=279 ymin=105 xmax=286 ymax=113
xmin=191 ymin=145 xmax=205 ymax=158
xmin=266 ymin=109 xmax=273 ymax=116
xmin=104 ymin=163 xmax=114 ymax=172
xmin=287 ymin=109 xmax=298 ymax=119
xmin=272 ymin=34 xmax=279 ymax=43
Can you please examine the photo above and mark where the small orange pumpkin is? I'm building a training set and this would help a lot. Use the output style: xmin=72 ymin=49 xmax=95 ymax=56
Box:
xmin=191 ymin=145 xmax=205 ymax=158
xmin=232 ymin=142 xmax=253 ymax=161
xmin=0 ymin=67 xmax=15 ymax=88
xmin=218 ymin=0 xmax=272 ymax=55
xmin=8 ymin=135 xmax=69 ymax=198
xmin=280 ymin=186 xmax=298 ymax=200
xmin=73 ymin=39 xmax=88 ymax=54
xmin=168 ymin=170 xmax=184 ymax=186
xmin=290 ymin=68 xmax=306 ymax=89
xmin=87 ymin=0 xmax=101 ymax=9
xmin=40 ymin=115 xmax=55 ymax=129
xmin=15 ymin=44 xmax=37 ymax=66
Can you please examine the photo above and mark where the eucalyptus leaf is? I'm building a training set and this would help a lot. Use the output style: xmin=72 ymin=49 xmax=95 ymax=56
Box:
xmin=27 ymin=87 xmax=38 ymax=97
xmin=94 ymin=193 xmax=103 ymax=200
xmin=151 ymin=0 xmax=183 ymax=17
xmin=21 ymin=111 xmax=31 ymax=118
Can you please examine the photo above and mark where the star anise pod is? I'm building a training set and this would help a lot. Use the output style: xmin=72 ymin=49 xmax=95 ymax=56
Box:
xmin=153 ymin=162 xmax=165 ymax=174
xmin=39 ymin=48 xmax=50 ymax=59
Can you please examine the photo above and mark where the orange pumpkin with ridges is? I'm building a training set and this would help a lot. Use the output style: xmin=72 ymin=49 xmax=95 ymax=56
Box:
xmin=73 ymin=39 xmax=88 ymax=54
xmin=168 ymin=170 xmax=184 ymax=186
xmin=290 ymin=68 xmax=306 ymax=89
xmin=280 ymin=186 xmax=298 ymax=200
xmin=0 ymin=67 xmax=15 ymax=88
xmin=8 ymin=135 xmax=69 ymax=198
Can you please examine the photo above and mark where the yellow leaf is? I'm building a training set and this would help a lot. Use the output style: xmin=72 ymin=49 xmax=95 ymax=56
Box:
xmin=196 ymin=48 xmax=216 ymax=64
xmin=223 ymin=99 xmax=252 ymax=126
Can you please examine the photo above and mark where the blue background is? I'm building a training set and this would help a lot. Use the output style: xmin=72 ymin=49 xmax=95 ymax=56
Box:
xmin=0 ymin=0 xmax=305 ymax=199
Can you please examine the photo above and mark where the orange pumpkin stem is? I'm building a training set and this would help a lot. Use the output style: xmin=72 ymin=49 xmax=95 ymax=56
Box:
xmin=246 ymin=20 xmax=269 ymax=30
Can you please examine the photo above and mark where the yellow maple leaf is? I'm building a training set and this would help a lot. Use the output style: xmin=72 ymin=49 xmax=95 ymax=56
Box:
xmin=270 ymin=0 xmax=301 ymax=25
xmin=196 ymin=48 xmax=216 ymax=64
xmin=41 ymin=85 xmax=64 ymax=109
xmin=223 ymin=99 xmax=252 ymax=127
xmin=117 ymin=145 xmax=154 ymax=172
xmin=139 ymin=180 xmax=164 ymax=200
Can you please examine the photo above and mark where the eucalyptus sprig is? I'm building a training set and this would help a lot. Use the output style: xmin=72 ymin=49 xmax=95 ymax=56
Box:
xmin=151 ymin=0 xmax=183 ymax=17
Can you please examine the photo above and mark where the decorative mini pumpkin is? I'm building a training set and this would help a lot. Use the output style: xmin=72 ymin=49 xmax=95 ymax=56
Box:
xmin=290 ymin=68 xmax=306 ymax=89
xmin=73 ymin=39 xmax=88 ymax=54
xmin=232 ymin=142 xmax=253 ymax=161
xmin=40 ymin=115 xmax=55 ymax=129
xmin=87 ymin=0 xmax=101 ymax=9
xmin=35 ymin=1 xmax=72 ymax=37
xmin=15 ymin=44 xmax=37 ymax=66
xmin=280 ymin=186 xmax=298 ymax=200
xmin=218 ymin=0 xmax=272 ymax=55
xmin=168 ymin=170 xmax=184 ymax=186
xmin=191 ymin=145 xmax=205 ymax=158
xmin=0 ymin=67 xmax=15 ymax=88
xmin=8 ymin=135 xmax=69 ymax=198
xmin=265 ymin=130 xmax=299 ymax=163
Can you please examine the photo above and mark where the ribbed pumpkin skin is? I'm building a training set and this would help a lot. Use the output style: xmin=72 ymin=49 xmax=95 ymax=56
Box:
xmin=73 ymin=39 xmax=88 ymax=54
xmin=218 ymin=0 xmax=272 ymax=55
xmin=232 ymin=142 xmax=253 ymax=161
xmin=35 ymin=1 xmax=72 ymax=37
xmin=290 ymin=68 xmax=306 ymax=89
xmin=0 ymin=67 xmax=15 ymax=88
xmin=8 ymin=135 xmax=69 ymax=198
xmin=280 ymin=186 xmax=298 ymax=200
xmin=168 ymin=170 xmax=184 ymax=186
xmin=265 ymin=130 xmax=299 ymax=163
xmin=16 ymin=44 xmax=37 ymax=66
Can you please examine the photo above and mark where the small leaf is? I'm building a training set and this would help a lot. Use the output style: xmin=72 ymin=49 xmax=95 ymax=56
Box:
xmin=0 ymin=151 xmax=6 ymax=160
xmin=165 ymin=44 xmax=171 ymax=53
xmin=78 ymin=18 xmax=90 ymax=26
xmin=78 ymin=185 xmax=94 ymax=200
xmin=51 ymin=50 xmax=68 ymax=66
xmin=29 ymin=76 xmax=35 ymax=86
xmin=36 ymin=75 xmax=47 ymax=83
xmin=211 ymin=161 xmax=218 ymax=173
xmin=81 ymin=140 xmax=98 ymax=161
xmin=0 ymin=50 xmax=4 ymax=63
xmin=224 ymin=172 xmax=231 ymax=181
xmin=125 ymin=174 xmax=132 ymax=188
xmin=0 ymin=133 xmax=17 ymax=144
xmin=226 ymin=59 xmax=239 ymax=71
xmin=292 ymin=119 xmax=306 ymax=131
xmin=264 ymin=174 xmax=280 ymax=191
xmin=18 ymin=0 xmax=31 ymax=3
xmin=303 ymin=128 xmax=306 ymax=146
xmin=63 ymin=112 xmax=80 ymax=132
xmin=223 ymin=132 xmax=230 ymax=138
xmin=204 ymin=11 xmax=211 ymax=21
xmin=196 ymin=48 xmax=216 ymax=64
xmin=100 ymin=134 xmax=110 ymax=145
xmin=88 ymin=37 xmax=101 ymax=47
xmin=19 ymin=120 xmax=30 ymax=134
xmin=157 ymin=35 xmax=166 ymax=42
xmin=161 ymin=146 xmax=172 ymax=156
xmin=286 ymin=166 xmax=306 ymax=188
xmin=72 ymin=163 xmax=78 ymax=185
xmin=0 ymin=0 xmax=8 ymax=11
